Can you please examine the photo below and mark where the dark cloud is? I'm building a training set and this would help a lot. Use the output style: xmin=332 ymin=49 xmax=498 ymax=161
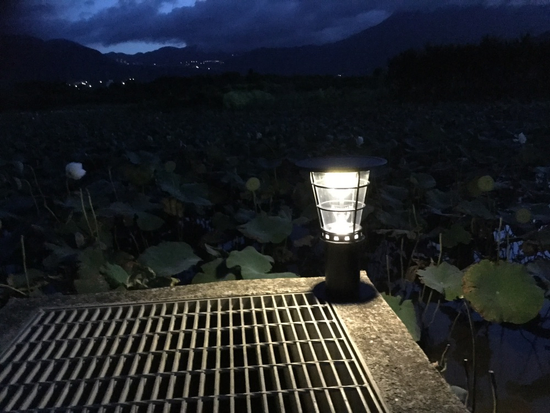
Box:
xmin=2 ymin=0 xmax=550 ymax=52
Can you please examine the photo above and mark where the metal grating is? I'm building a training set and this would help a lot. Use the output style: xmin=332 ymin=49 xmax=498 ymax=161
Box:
xmin=0 ymin=293 xmax=389 ymax=413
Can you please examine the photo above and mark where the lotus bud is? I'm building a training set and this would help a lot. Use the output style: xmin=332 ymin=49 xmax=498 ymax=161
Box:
xmin=66 ymin=162 xmax=86 ymax=180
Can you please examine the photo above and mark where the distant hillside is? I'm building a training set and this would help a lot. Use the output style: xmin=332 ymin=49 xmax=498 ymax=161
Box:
xmin=225 ymin=5 xmax=550 ymax=75
xmin=0 ymin=35 xmax=128 ymax=83
xmin=106 ymin=45 xmax=228 ymax=67
xmin=2 ymin=5 xmax=550 ymax=84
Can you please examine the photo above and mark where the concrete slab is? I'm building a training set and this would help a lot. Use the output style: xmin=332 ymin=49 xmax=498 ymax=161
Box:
xmin=0 ymin=275 xmax=468 ymax=413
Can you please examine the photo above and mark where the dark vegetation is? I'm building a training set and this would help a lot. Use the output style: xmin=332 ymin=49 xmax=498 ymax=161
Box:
xmin=388 ymin=35 xmax=550 ymax=101
xmin=1 ymin=35 xmax=550 ymax=412
xmin=2 ymin=35 xmax=550 ymax=112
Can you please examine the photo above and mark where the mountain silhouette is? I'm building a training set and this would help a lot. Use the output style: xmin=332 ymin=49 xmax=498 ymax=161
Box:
xmin=2 ymin=5 xmax=550 ymax=83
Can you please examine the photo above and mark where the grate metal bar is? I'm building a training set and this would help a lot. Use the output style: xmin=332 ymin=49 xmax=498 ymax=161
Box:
xmin=0 ymin=293 xmax=389 ymax=413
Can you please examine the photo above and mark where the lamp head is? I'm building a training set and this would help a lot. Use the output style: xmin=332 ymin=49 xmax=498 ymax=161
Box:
xmin=296 ymin=156 xmax=386 ymax=244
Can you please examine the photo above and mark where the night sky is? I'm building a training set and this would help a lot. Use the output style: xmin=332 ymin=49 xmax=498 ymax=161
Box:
xmin=1 ymin=0 xmax=549 ymax=54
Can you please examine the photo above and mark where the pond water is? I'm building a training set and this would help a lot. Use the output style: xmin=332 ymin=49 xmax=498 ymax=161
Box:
xmin=423 ymin=299 xmax=550 ymax=413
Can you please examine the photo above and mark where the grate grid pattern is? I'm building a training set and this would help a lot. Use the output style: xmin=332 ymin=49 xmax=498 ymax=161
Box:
xmin=0 ymin=293 xmax=388 ymax=413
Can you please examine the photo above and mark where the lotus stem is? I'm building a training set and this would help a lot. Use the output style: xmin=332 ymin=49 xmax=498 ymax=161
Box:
xmin=80 ymin=189 xmax=94 ymax=240
xmin=21 ymin=235 xmax=30 ymax=293
xmin=438 ymin=343 xmax=451 ymax=373
xmin=438 ymin=232 xmax=443 ymax=266
xmin=422 ymin=289 xmax=434 ymax=322
xmin=400 ymin=237 xmax=404 ymax=281
xmin=496 ymin=217 xmax=502 ymax=261
xmin=24 ymin=179 xmax=40 ymax=214
xmin=428 ymin=299 xmax=441 ymax=327
xmin=446 ymin=311 xmax=461 ymax=342
xmin=386 ymin=254 xmax=391 ymax=292
xmin=86 ymin=189 xmax=99 ymax=240
xmin=463 ymin=358 xmax=470 ymax=408
xmin=464 ymin=302 xmax=477 ymax=413
xmin=0 ymin=283 xmax=27 ymax=296
xmin=108 ymin=167 xmax=119 ymax=201
xmin=489 ymin=370 xmax=497 ymax=413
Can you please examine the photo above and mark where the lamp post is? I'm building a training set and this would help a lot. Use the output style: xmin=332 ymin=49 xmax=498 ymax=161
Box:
xmin=297 ymin=156 xmax=386 ymax=302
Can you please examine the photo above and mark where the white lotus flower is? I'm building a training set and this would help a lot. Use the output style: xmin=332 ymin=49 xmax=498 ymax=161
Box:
xmin=514 ymin=132 xmax=527 ymax=145
xmin=66 ymin=162 xmax=86 ymax=180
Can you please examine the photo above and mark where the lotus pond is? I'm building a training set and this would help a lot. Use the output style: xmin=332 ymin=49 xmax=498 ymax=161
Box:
xmin=1 ymin=97 xmax=549 ymax=412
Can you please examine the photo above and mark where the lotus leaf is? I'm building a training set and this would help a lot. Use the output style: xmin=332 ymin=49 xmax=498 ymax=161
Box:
xmin=226 ymin=246 xmax=297 ymax=280
xmin=193 ymin=258 xmax=238 ymax=284
xmin=441 ymin=224 xmax=472 ymax=248
xmin=126 ymin=262 xmax=158 ymax=289
xmin=463 ymin=260 xmax=544 ymax=324
xmin=138 ymin=242 xmax=201 ymax=277
xmin=101 ymin=263 xmax=129 ymax=288
xmin=75 ymin=245 xmax=110 ymax=293
xmin=159 ymin=180 xmax=212 ymax=206
xmin=417 ymin=262 xmax=464 ymax=300
xmin=98 ymin=202 xmax=164 ymax=231
xmin=239 ymin=213 xmax=292 ymax=244
xmin=136 ymin=212 xmax=165 ymax=231
xmin=7 ymin=269 xmax=44 ymax=289
xmin=526 ymin=260 xmax=550 ymax=289
xmin=379 ymin=185 xmax=409 ymax=209
xmin=411 ymin=172 xmax=436 ymax=190
xmin=456 ymin=199 xmax=494 ymax=219
xmin=426 ymin=189 xmax=457 ymax=212
xmin=381 ymin=293 xmax=421 ymax=341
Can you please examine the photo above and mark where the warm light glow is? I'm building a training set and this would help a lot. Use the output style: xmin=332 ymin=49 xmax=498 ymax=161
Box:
xmin=322 ymin=172 xmax=359 ymax=189
xmin=311 ymin=170 xmax=370 ymax=238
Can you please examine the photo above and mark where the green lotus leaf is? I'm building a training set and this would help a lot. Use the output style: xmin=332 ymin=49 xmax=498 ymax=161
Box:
xmin=456 ymin=199 xmax=494 ymax=219
xmin=136 ymin=211 xmax=165 ymax=231
xmin=138 ymin=242 xmax=201 ymax=277
xmin=226 ymin=246 xmax=298 ymax=280
xmin=122 ymin=164 xmax=155 ymax=186
xmin=126 ymin=262 xmax=158 ymax=289
xmin=227 ymin=246 xmax=273 ymax=274
xmin=463 ymin=260 xmax=545 ymax=324
xmin=192 ymin=258 xmax=238 ymax=284
xmin=379 ymin=185 xmax=409 ymax=209
xmin=522 ymin=227 xmax=550 ymax=249
xmin=441 ymin=224 xmax=472 ymax=248
xmin=418 ymin=262 xmax=464 ymax=300
xmin=75 ymin=246 xmax=110 ymax=294
xmin=426 ymin=189 xmax=457 ymax=212
xmin=411 ymin=172 xmax=436 ymax=190
xmin=7 ymin=269 xmax=45 ymax=289
xmin=98 ymin=202 xmax=164 ymax=231
xmin=43 ymin=242 xmax=78 ymax=269
xmin=239 ymin=213 xmax=292 ymax=244
xmin=526 ymin=260 xmax=550 ymax=289
xmin=381 ymin=293 xmax=421 ymax=341
xmin=101 ymin=263 xmax=129 ymax=288
xmin=159 ymin=179 xmax=212 ymax=206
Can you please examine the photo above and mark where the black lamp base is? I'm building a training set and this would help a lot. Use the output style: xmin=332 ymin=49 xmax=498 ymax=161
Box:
xmin=324 ymin=240 xmax=363 ymax=302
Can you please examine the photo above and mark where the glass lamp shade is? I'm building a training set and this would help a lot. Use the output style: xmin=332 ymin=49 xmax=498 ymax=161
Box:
xmin=311 ymin=170 xmax=370 ymax=243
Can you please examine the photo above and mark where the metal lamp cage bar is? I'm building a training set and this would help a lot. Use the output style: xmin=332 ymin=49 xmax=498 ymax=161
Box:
xmin=310 ymin=170 xmax=370 ymax=244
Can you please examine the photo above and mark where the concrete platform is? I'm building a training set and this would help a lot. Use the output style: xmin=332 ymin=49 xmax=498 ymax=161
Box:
xmin=0 ymin=275 xmax=468 ymax=413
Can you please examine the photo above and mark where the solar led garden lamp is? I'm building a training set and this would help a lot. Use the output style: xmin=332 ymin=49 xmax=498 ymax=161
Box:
xmin=297 ymin=157 xmax=387 ymax=302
